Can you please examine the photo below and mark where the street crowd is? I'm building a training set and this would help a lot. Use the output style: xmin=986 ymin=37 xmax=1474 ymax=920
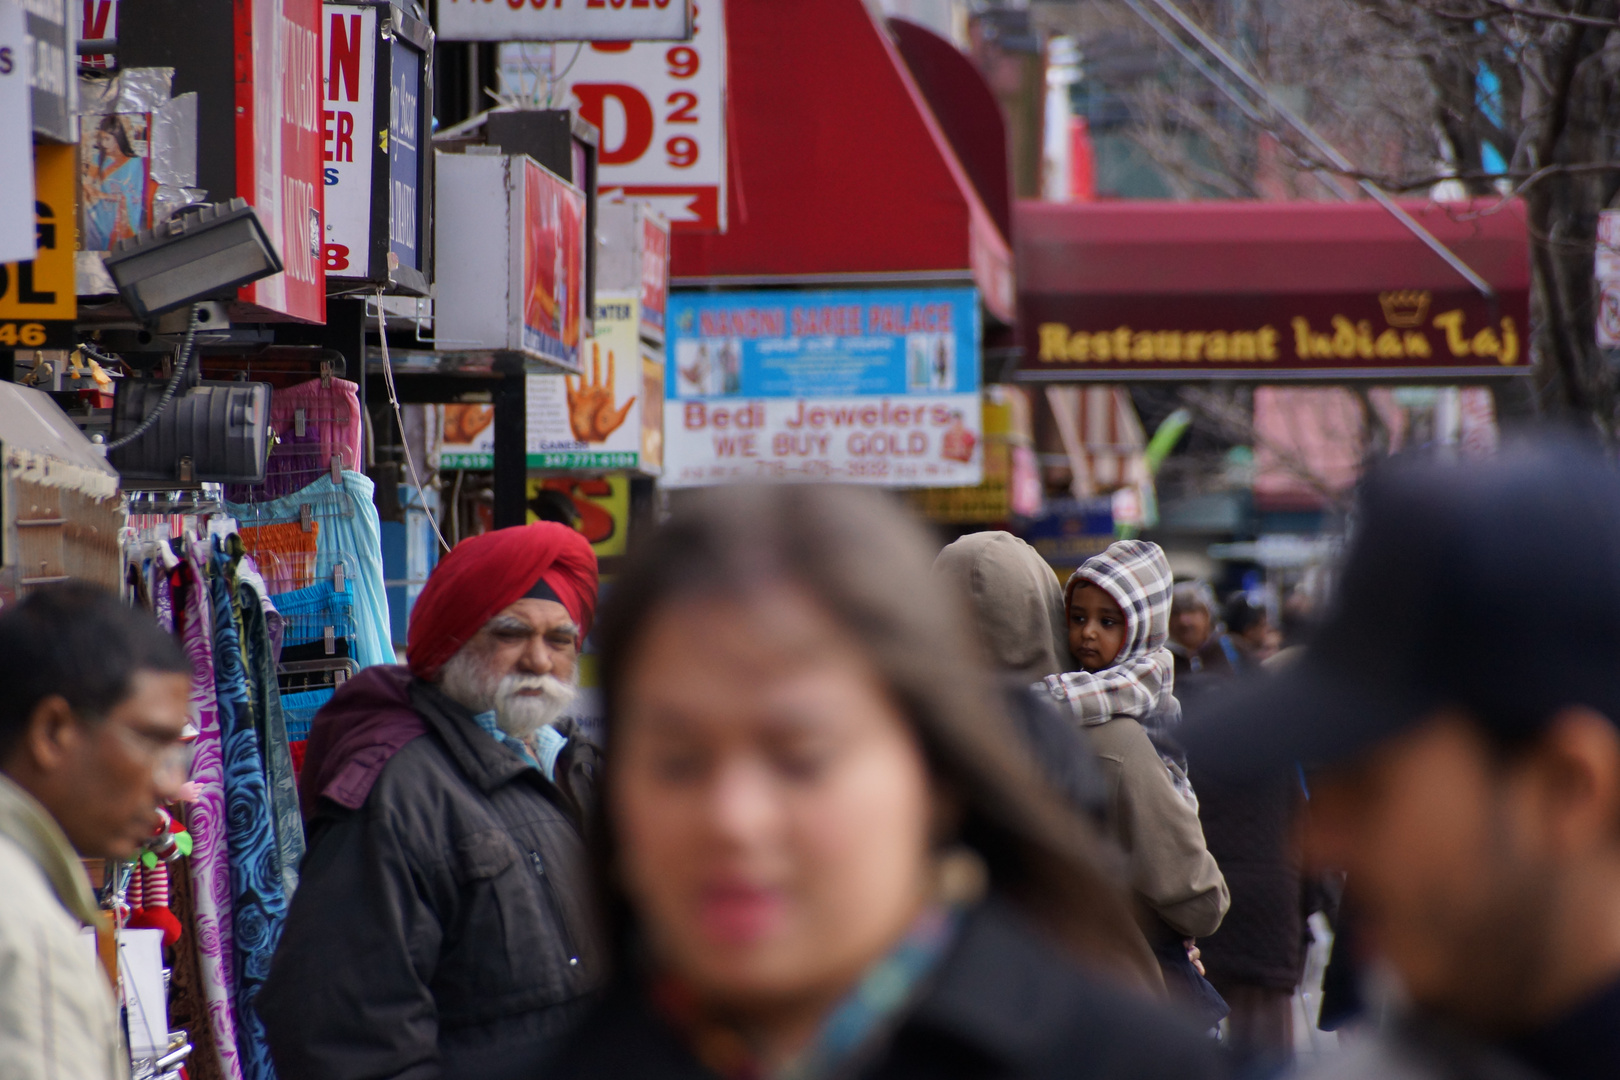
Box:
xmin=4 ymin=433 xmax=1620 ymax=1080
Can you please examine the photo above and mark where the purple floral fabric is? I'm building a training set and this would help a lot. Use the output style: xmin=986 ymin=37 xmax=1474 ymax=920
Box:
xmin=180 ymin=546 xmax=245 ymax=1080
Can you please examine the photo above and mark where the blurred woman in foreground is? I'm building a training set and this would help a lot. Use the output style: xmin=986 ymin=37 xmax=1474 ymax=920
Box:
xmin=552 ymin=486 xmax=1224 ymax=1080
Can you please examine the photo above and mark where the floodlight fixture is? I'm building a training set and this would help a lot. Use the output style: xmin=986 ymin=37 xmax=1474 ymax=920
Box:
xmin=104 ymin=199 xmax=283 ymax=322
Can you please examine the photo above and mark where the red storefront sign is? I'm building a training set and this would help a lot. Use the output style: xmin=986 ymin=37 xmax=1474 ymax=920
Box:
xmin=1017 ymin=199 xmax=1530 ymax=380
xmin=236 ymin=0 xmax=326 ymax=322
xmin=640 ymin=208 xmax=669 ymax=342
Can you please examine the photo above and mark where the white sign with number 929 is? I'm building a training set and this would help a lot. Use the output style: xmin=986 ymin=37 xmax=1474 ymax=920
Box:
xmin=552 ymin=0 xmax=727 ymax=232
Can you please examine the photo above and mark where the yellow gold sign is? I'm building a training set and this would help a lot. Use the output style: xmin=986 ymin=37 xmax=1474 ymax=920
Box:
xmin=1039 ymin=325 xmax=1280 ymax=365
xmin=0 ymin=145 xmax=77 ymax=326
xmin=1038 ymin=303 xmax=1520 ymax=368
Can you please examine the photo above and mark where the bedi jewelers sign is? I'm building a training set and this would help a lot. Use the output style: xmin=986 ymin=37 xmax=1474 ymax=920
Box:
xmin=664 ymin=288 xmax=983 ymax=489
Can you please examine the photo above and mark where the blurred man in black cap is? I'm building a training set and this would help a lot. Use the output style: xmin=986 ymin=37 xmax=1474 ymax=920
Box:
xmin=1185 ymin=436 xmax=1620 ymax=1080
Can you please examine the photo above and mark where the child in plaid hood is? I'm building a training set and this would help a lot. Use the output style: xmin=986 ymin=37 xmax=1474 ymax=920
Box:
xmin=1044 ymin=539 xmax=1180 ymax=735
xmin=1043 ymin=540 xmax=1230 ymax=961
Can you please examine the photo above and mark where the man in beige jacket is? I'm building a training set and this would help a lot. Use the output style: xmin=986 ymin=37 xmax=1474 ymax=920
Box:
xmin=0 ymin=583 xmax=192 ymax=1080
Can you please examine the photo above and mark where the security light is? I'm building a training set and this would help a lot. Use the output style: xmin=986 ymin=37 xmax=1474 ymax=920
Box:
xmin=104 ymin=199 xmax=283 ymax=321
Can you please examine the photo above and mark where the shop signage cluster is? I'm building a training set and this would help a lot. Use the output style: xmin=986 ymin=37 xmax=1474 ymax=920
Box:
xmin=1023 ymin=288 xmax=1531 ymax=379
xmin=553 ymin=0 xmax=726 ymax=232
xmin=663 ymin=287 xmax=983 ymax=489
xmin=0 ymin=0 xmax=33 ymax=264
xmin=906 ymin=386 xmax=1041 ymax=524
xmin=23 ymin=0 xmax=73 ymax=143
xmin=1022 ymin=497 xmax=1117 ymax=570
xmin=238 ymin=0 xmax=326 ymax=322
xmin=0 ymin=144 xmax=75 ymax=346
xmin=528 ymin=294 xmax=664 ymax=472
xmin=320 ymin=1 xmax=432 ymax=293
xmin=434 ymin=151 xmax=587 ymax=371
xmin=1597 ymin=210 xmax=1620 ymax=349
xmin=526 ymin=474 xmax=630 ymax=558
xmin=437 ymin=0 xmax=691 ymax=43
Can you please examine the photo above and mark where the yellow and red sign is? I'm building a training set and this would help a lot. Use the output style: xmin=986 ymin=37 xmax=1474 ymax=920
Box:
xmin=0 ymin=144 xmax=76 ymax=347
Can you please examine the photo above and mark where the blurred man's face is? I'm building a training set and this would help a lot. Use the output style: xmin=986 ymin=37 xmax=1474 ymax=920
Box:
xmin=1170 ymin=605 xmax=1212 ymax=652
xmin=22 ymin=671 xmax=192 ymax=859
xmin=1303 ymin=711 xmax=1594 ymax=1029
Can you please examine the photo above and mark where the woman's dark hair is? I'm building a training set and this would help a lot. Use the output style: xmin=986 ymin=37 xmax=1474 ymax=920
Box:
xmin=97 ymin=114 xmax=136 ymax=159
xmin=0 ymin=581 xmax=190 ymax=759
xmin=595 ymin=484 xmax=1160 ymax=988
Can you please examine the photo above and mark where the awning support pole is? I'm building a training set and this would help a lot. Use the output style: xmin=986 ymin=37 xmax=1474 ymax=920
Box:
xmin=1119 ymin=0 xmax=1497 ymax=301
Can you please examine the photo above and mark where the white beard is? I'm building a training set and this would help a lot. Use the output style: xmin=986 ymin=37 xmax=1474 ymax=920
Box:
xmin=440 ymin=650 xmax=579 ymax=740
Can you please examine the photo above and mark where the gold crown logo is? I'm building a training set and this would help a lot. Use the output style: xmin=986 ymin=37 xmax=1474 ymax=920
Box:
xmin=1379 ymin=290 xmax=1431 ymax=328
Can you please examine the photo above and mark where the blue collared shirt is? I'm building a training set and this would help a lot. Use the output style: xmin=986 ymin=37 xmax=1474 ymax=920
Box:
xmin=472 ymin=711 xmax=569 ymax=783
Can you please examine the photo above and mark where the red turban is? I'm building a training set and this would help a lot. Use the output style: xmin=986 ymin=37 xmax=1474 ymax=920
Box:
xmin=407 ymin=522 xmax=599 ymax=680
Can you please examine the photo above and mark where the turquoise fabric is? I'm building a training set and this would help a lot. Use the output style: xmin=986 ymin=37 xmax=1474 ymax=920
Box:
xmin=279 ymin=689 xmax=335 ymax=744
xmin=227 ymin=471 xmax=393 ymax=670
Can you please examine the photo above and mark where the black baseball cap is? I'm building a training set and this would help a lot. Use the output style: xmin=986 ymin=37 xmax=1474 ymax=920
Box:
xmin=1182 ymin=434 xmax=1620 ymax=779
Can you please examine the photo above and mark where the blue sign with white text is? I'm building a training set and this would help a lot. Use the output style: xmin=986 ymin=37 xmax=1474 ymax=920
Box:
xmin=667 ymin=287 xmax=981 ymax=400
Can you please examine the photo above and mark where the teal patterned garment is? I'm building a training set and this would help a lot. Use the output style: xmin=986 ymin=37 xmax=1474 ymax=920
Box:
xmin=777 ymin=904 xmax=960 ymax=1080
xmin=209 ymin=545 xmax=289 ymax=1080
xmin=234 ymin=570 xmax=305 ymax=903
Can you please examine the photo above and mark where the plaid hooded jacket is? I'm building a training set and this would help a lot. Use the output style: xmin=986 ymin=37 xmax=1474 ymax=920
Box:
xmin=1042 ymin=540 xmax=1229 ymax=940
xmin=1042 ymin=539 xmax=1179 ymax=729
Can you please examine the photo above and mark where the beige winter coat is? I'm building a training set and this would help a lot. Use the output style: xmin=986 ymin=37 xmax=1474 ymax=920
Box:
xmin=1088 ymin=716 xmax=1229 ymax=938
xmin=0 ymin=773 xmax=126 ymax=1080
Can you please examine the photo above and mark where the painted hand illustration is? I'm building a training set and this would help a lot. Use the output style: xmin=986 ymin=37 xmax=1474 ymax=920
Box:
xmin=566 ymin=343 xmax=636 ymax=444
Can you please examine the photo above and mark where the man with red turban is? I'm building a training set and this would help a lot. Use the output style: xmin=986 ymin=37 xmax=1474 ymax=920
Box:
xmin=260 ymin=523 xmax=605 ymax=1080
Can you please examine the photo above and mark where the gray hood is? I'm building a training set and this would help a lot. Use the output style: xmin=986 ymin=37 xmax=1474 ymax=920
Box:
xmin=934 ymin=531 xmax=1069 ymax=682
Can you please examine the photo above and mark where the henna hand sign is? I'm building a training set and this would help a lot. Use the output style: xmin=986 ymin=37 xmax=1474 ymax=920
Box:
xmin=566 ymin=343 xmax=637 ymax=444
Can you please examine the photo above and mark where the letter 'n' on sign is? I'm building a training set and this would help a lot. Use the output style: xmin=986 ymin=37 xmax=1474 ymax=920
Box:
xmin=330 ymin=14 xmax=363 ymax=103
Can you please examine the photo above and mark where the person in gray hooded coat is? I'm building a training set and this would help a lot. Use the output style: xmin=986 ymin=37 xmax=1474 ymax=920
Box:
xmin=933 ymin=532 xmax=1108 ymax=818
xmin=1045 ymin=542 xmax=1230 ymax=955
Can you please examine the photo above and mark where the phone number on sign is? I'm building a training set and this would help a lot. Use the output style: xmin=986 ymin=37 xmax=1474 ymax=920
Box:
xmin=675 ymin=459 xmax=977 ymax=485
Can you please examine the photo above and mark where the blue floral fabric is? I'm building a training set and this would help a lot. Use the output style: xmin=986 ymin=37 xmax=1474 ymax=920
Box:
xmin=209 ymin=546 xmax=288 ymax=1080
xmin=236 ymin=574 xmax=305 ymax=903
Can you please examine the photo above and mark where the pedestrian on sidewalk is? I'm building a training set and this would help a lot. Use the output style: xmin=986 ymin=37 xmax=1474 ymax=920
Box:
xmin=0 ymin=583 xmax=193 ymax=1080
xmin=1172 ymin=584 xmax=1310 ymax=1069
xmin=552 ymin=486 xmax=1224 ymax=1080
xmin=932 ymin=530 xmax=1110 ymax=820
xmin=1185 ymin=436 xmax=1620 ymax=1080
xmin=259 ymin=522 xmax=605 ymax=1080
xmin=1043 ymin=541 xmax=1231 ymax=1026
xmin=1168 ymin=580 xmax=1234 ymax=682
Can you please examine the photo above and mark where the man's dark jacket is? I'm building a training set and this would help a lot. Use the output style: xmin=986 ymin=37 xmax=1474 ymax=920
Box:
xmin=258 ymin=669 xmax=604 ymax=1080
xmin=550 ymin=899 xmax=1225 ymax=1080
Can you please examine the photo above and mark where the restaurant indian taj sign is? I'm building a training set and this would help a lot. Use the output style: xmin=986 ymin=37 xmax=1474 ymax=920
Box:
xmin=1020 ymin=291 xmax=1530 ymax=381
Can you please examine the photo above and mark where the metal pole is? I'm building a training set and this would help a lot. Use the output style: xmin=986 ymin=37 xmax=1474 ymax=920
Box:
xmin=1127 ymin=0 xmax=1497 ymax=301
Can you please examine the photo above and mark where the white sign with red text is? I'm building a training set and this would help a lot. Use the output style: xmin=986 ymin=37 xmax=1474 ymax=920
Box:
xmin=550 ymin=0 xmax=725 ymax=231
xmin=663 ymin=287 xmax=983 ymax=489
xmin=438 ymin=0 xmax=691 ymax=43
xmin=0 ymin=0 xmax=33 ymax=264
xmin=321 ymin=3 xmax=375 ymax=276
xmin=239 ymin=0 xmax=326 ymax=322
xmin=665 ymin=395 xmax=983 ymax=488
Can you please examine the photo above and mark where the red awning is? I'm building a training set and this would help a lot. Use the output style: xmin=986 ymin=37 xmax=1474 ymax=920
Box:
xmin=671 ymin=0 xmax=1013 ymax=322
xmin=1016 ymin=199 xmax=1531 ymax=380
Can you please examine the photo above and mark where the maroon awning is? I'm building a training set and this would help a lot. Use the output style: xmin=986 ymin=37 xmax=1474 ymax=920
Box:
xmin=1015 ymin=199 xmax=1531 ymax=380
xmin=671 ymin=0 xmax=1013 ymax=322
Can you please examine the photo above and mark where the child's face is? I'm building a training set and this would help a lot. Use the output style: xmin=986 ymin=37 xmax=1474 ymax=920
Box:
xmin=1069 ymin=583 xmax=1127 ymax=672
